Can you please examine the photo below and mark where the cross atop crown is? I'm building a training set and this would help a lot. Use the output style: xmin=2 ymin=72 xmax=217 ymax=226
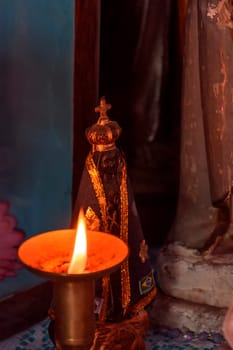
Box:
xmin=95 ymin=96 xmax=111 ymax=120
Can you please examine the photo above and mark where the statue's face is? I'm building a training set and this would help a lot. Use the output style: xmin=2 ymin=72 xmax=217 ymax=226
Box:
xmin=100 ymin=153 xmax=118 ymax=175
xmin=95 ymin=149 xmax=124 ymax=185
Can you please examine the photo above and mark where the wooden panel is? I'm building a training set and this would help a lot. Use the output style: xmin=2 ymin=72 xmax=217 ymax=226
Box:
xmin=0 ymin=282 xmax=52 ymax=341
xmin=72 ymin=0 xmax=100 ymax=207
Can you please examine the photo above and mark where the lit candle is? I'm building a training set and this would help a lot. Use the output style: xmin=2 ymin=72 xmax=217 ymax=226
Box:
xmin=18 ymin=215 xmax=129 ymax=350
xmin=68 ymin=209 xmax=87 ymax=274
xmin=18 ymin=223 xmax=128 ymax=276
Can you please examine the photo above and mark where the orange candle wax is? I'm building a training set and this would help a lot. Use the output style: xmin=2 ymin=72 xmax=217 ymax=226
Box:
xmin=18 ymin=229 xmax=128 ymax=277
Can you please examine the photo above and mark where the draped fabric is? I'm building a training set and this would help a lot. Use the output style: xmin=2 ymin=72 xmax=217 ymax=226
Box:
xmin=169 ymin=0 xmax=233 ymax=249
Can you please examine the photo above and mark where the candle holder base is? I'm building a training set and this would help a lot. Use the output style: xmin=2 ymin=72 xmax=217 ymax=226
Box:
xmin=55 ymin=342 xmax=91 ymax=350
xmin=49 ymin=309 xmax=150 ymax=350
xmin=49 ymin=320 xmax=93 ymax=350
xmin=55 ymin=343 xmax=91 ymax=350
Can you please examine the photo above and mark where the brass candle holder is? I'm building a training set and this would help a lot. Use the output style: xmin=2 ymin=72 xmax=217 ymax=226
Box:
xmin=18 ymin=229 xmax=128 ymax=350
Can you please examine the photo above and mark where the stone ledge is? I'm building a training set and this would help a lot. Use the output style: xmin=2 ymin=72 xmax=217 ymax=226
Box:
xmin=148 ymin=291 xmax=226 ymax=334
xmin=156 ymin=243 xmax=233 ymax=308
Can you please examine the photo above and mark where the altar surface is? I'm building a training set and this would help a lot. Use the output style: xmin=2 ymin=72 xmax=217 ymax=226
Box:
xmin=0 ymin=247 xmax=228 ymax=350
xmin=0 ymin=317 xmax=225 ymax=350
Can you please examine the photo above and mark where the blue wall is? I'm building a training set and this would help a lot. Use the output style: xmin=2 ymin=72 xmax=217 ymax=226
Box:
xmin=0 ymin=0 xmax=74 ymax=298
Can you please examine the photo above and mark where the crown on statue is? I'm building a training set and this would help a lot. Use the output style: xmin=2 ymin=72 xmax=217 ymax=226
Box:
xmin=86 ymin=97 xmax=121 ymax=151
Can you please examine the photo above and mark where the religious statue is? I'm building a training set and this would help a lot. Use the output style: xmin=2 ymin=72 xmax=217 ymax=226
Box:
xmin=72 ymin=97 xmax=157 ymax=349
xmin=153 ymin=0 xmax=233 ymax=339
xmin=168 ymin=0 xmax=233 ymax=254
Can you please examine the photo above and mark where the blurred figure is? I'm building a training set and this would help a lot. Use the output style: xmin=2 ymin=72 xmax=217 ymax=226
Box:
xmin=0 ymin=201 xmax=24 ymax=281
xmin=100 ymin=0 xmax=175 ymax=170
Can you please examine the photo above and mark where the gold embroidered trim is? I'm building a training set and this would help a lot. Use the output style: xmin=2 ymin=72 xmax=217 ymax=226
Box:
xmin=86 ymin=153 xmax=108 ymax=232
xmin=127 ymin=287 xmax=157 ymax=315
xmin=139 ymin=240 xmax=149 ymax=263
xmin=99 ymin=276 xmax=110 ymax=322
xmin=120 ymin=161 xmax=128 ymax=243
xmin=85 ymin=206 xmax=101 ymax=231
xmin=119 ymin=160 xmax=131 ymax=313
xmin=86 ymin=152 xmax=131 ymax=317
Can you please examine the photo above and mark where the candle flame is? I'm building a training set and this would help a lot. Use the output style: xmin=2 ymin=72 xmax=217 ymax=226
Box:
xmin=68 ymin=209 xmax=87 ymax=274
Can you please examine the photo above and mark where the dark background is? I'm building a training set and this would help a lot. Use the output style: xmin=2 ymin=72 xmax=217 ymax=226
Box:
xmin=98 ymin=0 xmax=182 ymax=246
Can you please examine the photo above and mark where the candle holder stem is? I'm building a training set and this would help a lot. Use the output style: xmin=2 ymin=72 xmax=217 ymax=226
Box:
xmin=54 ymin=278 xmax=95 ymax=350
